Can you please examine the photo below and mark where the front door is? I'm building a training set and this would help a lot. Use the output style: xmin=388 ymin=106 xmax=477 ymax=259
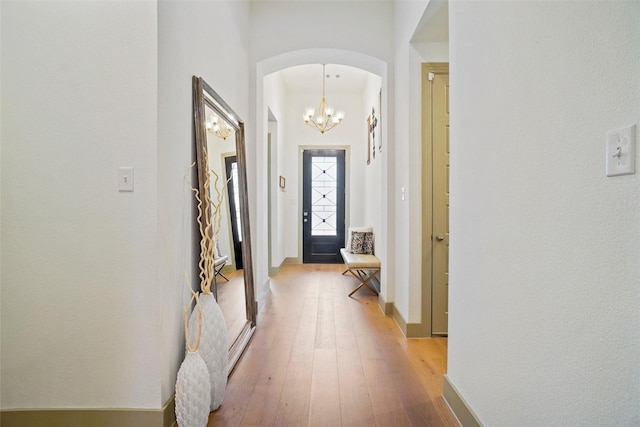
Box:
xmin=302 ymin=149 xmax=346 ymax=263
xmin=225 ymin=155 xmax=243 ymax=269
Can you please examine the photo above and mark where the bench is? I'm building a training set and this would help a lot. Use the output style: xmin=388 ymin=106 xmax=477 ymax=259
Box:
xmin=340 ymin=248 xmax=381 ymax=297
xmin=214 ymin=240 xmax=229 ymax=282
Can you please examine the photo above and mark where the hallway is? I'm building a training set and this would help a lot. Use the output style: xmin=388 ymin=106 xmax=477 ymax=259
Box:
xmin=207 ymin=264 xmax=457 ymax=426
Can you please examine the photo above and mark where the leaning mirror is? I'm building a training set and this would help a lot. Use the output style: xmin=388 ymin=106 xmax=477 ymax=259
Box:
xmin=192 ymin=76 xmax=256 ymax=372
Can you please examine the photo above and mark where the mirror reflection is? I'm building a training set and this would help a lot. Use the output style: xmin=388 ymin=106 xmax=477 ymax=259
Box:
xmin=203 ymin=102 xmax=246 ymax=349
xmin=193 ymin=76 xmax=256 ymax=372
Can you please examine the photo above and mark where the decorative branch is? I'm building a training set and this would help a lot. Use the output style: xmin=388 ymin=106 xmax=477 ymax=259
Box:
xmin=185 ymin=162 xmax=207 ymax=290
xmin=185 ymin=148 xmax=227 ymax=296
xmin=183 ymin=273 xmax=202 ymax=353
xmin=209 ymin=168 xmax=224 ymax=245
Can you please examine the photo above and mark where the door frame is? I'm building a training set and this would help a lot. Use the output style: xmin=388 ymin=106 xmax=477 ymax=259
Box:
xmin=421 ymin=62 xmax=449 ymax=337
xmin=267 ymin=109 xmax=280 ymax=276
xmin=298 ymin=145 xmax=351 ymax=263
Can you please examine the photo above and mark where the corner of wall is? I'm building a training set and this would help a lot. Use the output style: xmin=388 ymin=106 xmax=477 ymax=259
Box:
xmin=443 ymin=376 xmax=483 ymax=427
xmin=380 ymin=297 xmax=428 ymax=338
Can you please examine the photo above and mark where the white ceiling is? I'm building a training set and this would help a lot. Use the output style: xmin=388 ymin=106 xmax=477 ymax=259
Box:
xmin=278 ymin=63 xmax=372 ymax=94
xmin=274 ymin=2 xmax=447 ymax=94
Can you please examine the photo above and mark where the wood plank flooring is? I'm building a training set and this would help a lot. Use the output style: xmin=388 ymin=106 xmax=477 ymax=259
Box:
xmin=216 ymin=269 xmax=247 ymax=348
xmin=207 ymin=264 xmax=458 ymax=427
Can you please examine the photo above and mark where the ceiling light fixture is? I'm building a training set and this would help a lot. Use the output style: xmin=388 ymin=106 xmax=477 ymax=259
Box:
xmin=303 ymin=64 xmax=345 ymax=134
xmin=206 ymin=114 xmax=233 ymax=140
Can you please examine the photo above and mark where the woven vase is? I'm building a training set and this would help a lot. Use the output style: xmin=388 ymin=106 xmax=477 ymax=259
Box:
xmin=175 ymin=351 xmax=210 ymax=427
xmin=188 ymin=293 xmax=228 ymax=411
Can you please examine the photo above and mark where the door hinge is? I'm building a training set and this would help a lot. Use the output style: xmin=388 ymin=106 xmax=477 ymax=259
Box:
xmin=428 ymin=72 xmax=435 ymax=81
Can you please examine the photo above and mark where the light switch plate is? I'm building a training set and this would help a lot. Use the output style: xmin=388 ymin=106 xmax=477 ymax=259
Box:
xmin=606 ymin=124 xmax=636 ymax=177
xmin=119 ymin=167 xmax=134 ymax=192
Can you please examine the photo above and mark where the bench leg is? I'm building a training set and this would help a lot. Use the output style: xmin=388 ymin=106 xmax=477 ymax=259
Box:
xmin=214 ymin=265 xmax=229 ymax=282
xmin=346 ymin=268 xmax=380 ymax=297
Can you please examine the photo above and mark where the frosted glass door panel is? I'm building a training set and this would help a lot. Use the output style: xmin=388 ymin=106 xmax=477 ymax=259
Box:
xmin=311 ymin=157 xmax=337 ymax=236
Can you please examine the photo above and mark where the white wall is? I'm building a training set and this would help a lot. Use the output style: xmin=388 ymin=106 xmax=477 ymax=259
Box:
xmin=158 ymin=0 xmax=250 ymax=405
xmin=249 ymin=1 xmax=394 ymax=66
xmin=413 ymin=42 xmax=449 ymax=62
xmin=0 ymin=0 xmax=251 ymax=412
xmin=362 ymin=73 xmax=384 ymax=236
xmin=393 ymin=0 xmax=430 ymax=322
xmin=1 ymin=1 xmax=160 ymax=409
xmin=448 ymin=1 xmax=640 ymax=425
xmin=264 ymin=74 xmax=288 ymax=268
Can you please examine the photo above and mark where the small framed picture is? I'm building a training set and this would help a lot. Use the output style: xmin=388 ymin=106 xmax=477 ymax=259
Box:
xmin=279 ymin=175 xmax=286 ymax=189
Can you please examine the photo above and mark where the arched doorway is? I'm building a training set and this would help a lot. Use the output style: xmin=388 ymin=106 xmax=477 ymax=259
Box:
xmin=252 ymin=49 xmax=391 ymax=307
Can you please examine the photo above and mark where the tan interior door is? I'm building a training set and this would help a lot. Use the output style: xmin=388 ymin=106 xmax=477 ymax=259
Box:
xmin=431 ymin=71 xmax=449 ymax=335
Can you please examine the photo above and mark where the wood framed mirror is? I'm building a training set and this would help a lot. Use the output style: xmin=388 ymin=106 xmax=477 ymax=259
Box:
xmin=192 ymin=76 xmax=256 ymax=373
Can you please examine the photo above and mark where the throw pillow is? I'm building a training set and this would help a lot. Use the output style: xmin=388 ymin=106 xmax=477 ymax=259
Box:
xmin=363 ymin=232 xmax=374 ymax=255
xmin=350 ymin=231 xmax=374 ymax=254
xmin=346 ymin=226 xmax=373 ymax=250
xmin=350 ymin=231 xmax=368 ymax=254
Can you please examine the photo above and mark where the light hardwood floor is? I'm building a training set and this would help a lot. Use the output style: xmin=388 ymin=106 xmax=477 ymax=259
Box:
xmin=207 ymin=264 xmax=458 ymax=427
xmin=216 ymin=269 xmax=247 ymax=348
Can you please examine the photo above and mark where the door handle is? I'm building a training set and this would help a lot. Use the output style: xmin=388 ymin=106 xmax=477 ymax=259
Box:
xmin=435 ymin=234 xmax=445 ymax=241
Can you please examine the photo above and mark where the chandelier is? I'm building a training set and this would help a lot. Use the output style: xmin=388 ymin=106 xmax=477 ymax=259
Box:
xmin=303 ymin=64 xmax=345 ymax=134
xmin=206 ymin=114 xmax=233 ymax=140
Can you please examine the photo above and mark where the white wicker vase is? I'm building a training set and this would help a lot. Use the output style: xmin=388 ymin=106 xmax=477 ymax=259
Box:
xmin=175 ymin=351 xmax=210 ymax=427
xmin=188 ymin=293 xmax=228 ymax=411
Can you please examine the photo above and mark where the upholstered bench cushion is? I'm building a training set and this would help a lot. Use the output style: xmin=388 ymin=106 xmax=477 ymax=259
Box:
xmin=340 ymin=248 xmax=380 ymax=268
xmin=214 ymin=255 xmax=228 ymax=267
